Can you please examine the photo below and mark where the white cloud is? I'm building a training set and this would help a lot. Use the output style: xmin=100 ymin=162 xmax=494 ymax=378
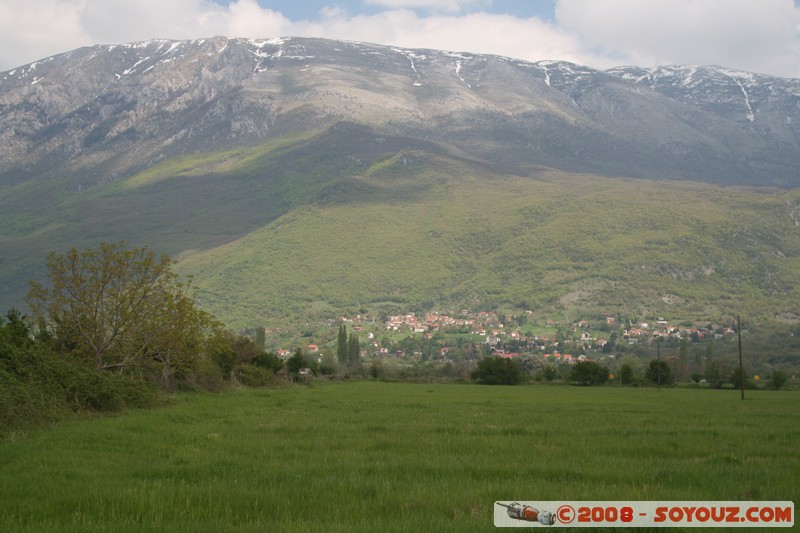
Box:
xmin=0 ymin=1 xmax=586 ymax=71
xmin=79 ymin=0 xmax=223 ymax=42
xmin=0 ymin=0 xmax=294 ymax=69
xmin=0 ymin=0 xmax=91 ymax=69
xmin=294 ymin=8 xmax=585 ymax=63
xmin=222 ymin=0 xmax=290 ymax=38
xmin=363 ymin=0 xmax=490 ymax=13
xmin=555 ymin=0 xmax=800 ymax=77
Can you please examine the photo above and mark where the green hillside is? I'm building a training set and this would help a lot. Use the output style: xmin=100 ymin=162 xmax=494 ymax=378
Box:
xmin=3 ymin=124 xmax=800 ymax=330
xmin=173 ymin=144 xmax=800 ymax=329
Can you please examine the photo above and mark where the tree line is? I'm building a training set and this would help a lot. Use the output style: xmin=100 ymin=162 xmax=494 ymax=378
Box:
xmin=1 ymin=242 xmax=291 ymax=432
xmin=2 ymin=241 xmax=388 ymax=433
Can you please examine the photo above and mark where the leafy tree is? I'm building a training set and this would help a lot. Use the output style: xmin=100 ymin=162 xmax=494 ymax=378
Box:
xmin=602 ymin=332 xmax=617 ymax=353
xmin=231 ymin=334 xmax=265 ymax=365
xmin=704 ymin=359 xmax=724 ymax=389
xmin=539 ymin=365 xmax=557 ymax=381
xmin=556 ymin=325 xmax=570 ymax=346
xmin=676 ymin=338 xmax=689 ymax=381
xmin=728 ymin=366 xmax=754 ymax=390
xmin=515 ymin=355 xmax=543 ymax=377
xmin=337 ymin=325 xmax=348 ymax=363
xmin=208 ymin=330 xmax=238 ymax=381
xmin=207 ymin=329 xmax=278 ymax=383
xmin=569 ymin=361 xmax=609 ymax=386
xmin=620 ymin=363 xmax=634 ymax=385
xmin=0 ymin=308 xmax=31 ymax=350
xmin=142 ymin=288 xmax=213 ymax=388
xmin=692 ymin=346 xmax=702 ymax=371
xmin=317 ymin=351 xmax=338 ymax=376
xmin=370 ymin=360 xmax=384 ymax=379
xmin=347 ymin=331 xmax=360 ymax=364
xmin=0 ymin=310 xmax=27 ymax=371
xmin=645 ymin=359 xmax=673 ymax=386
xmin=471 ymin=356 xmax=523 ymax=385
xmin=28 ymin=242 xmax=210 ymax=378
xmin=286 ymin=348 xmax=311 ymax=378
xmin=770 ymin=370 xmax=788 ymax=390
xmin=252 ymin=351 xmax=284 ymax=373
xmin=254 ymin=327 xmax=266 ymax=351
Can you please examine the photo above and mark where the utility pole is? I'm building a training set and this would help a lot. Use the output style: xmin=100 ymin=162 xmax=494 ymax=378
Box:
xmin=737 ymin=315 xmax=744 ymax=400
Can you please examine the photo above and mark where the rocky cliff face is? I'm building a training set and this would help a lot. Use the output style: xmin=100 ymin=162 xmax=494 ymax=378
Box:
xmin=2 ymin=36 xmax=799 ymax=187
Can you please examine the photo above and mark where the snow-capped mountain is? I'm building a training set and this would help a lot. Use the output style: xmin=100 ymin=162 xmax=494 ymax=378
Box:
xmin=2 ymin=36 xmax=799 ymax=187
xmin=3 ymin=37 xmax=800 ymax=326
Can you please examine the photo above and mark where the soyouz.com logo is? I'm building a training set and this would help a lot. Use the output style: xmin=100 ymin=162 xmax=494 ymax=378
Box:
xmin=493 ymin=501 xmax=794 ymax=527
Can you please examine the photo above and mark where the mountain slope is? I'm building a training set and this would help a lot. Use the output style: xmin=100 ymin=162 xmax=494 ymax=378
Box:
xmin=2 ymin=37 xmax=800 ymax=327
xmin=3 ymin=37 xmax=799 ymax=187
xmin=171 ymin=150 xmax=800 ymax=328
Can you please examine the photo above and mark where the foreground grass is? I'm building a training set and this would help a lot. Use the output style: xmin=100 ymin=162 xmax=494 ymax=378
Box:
xmin=1 ymin=383 xmax=797 ymax=532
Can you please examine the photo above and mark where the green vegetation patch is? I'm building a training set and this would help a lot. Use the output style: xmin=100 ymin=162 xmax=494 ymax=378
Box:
xmin=3 ymin=121 xmax=800 ymax=330
xmin=177 ymin=167 xmax=800 ymax=329
xmin=120 ymin=131 xmax=319 ymax=191
xmin=1 ymin=383 xmax=797 ymax=532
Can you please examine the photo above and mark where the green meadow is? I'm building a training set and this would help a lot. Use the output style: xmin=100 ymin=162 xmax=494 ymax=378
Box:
xmin=1 ymin=382 xmax=797 ymax=532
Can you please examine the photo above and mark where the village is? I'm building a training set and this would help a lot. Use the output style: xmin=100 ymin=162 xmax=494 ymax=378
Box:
xmin=271 ymin=309 xmax=739 ymax=365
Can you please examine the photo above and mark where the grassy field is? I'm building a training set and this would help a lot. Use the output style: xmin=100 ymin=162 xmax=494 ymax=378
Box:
xmin=0 ymin=382 xmax=797 ymax=532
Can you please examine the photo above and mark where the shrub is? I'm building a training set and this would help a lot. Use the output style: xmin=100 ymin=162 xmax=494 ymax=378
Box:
xmin=0 ymin=344 xmax=160 ymax=432
xmin=471 ymin=357 xmax=523 ymax=385
xmin=236 ymin=365 xmax=276 ymax=387
xmin=569 ymin=361 xmax=609 ymax=386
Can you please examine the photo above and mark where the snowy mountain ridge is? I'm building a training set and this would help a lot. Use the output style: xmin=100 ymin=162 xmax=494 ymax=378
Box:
xmin=2 ymin=37 xmax=800 ymax=324
xmin=1 ymin=36 xmax=799 ymax=187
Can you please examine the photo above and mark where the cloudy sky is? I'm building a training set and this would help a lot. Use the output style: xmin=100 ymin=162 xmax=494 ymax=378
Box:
xmin=1 ymin=0 xmax=799 ymax=78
